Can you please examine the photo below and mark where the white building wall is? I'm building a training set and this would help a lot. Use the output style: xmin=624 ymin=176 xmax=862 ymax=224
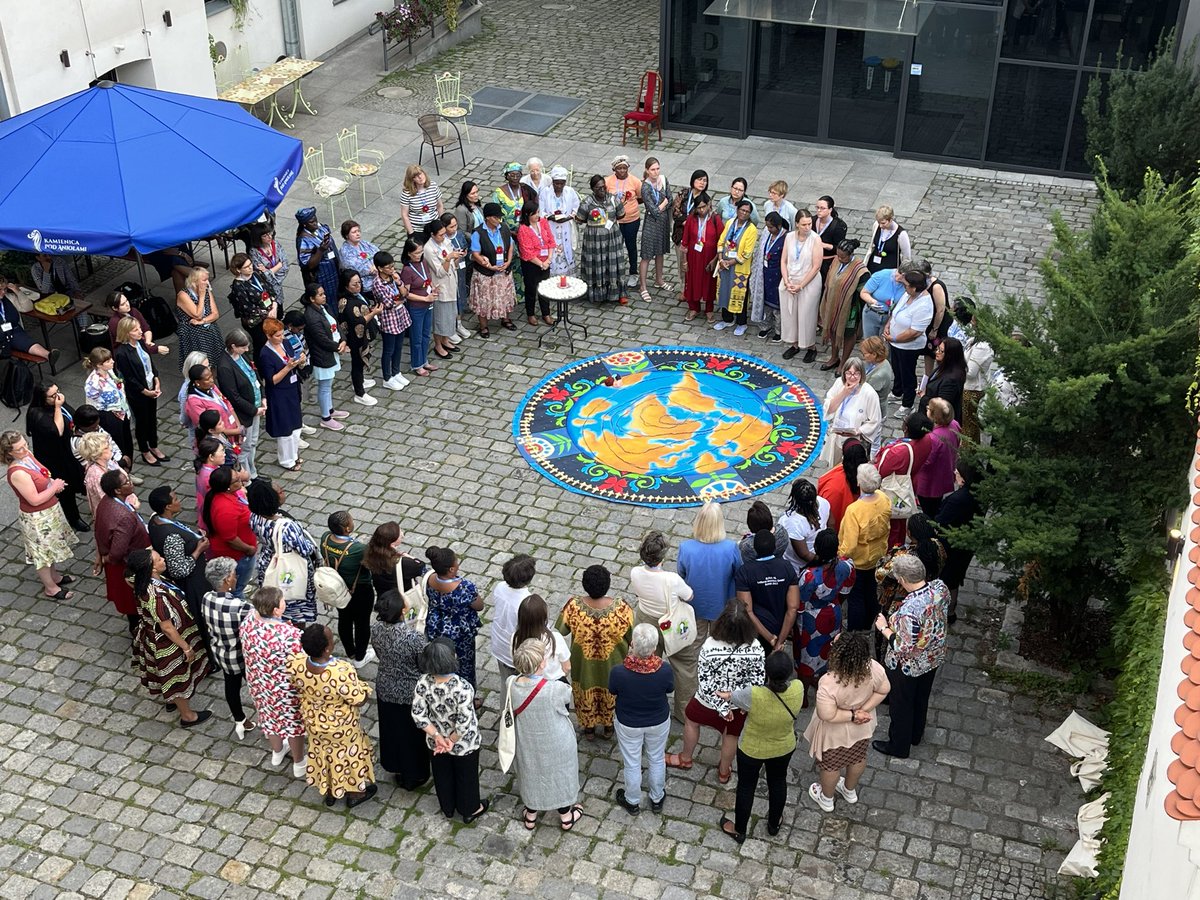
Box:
xmin=0 ymin=0 xmax=214 ymax=115
xmin=294 ymin=0 xmax=378 ymax=59
xmin=206 ymin=0 xmax=378 ymax=72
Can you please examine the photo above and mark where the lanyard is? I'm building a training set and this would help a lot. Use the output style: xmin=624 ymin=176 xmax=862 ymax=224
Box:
xmin=686 ymin=192 xmax=698 ymax=215
xmin=696 ymin=215 xmax=710 ymax=237
xmin=648 ymin=183 xmax=660 ymax=205
xmin=194 ymin=388 xmax=230 ymax=415
xmin=118 ymin=497 xmax=145 ymax=525
xmin=406 ymin=261 xmax=429 ymax=283
xmin=309 ymin=656 xmax=338 ymax=668
xmin=763 ymin=232 xmax=783 ymax=258
xmin=16 ymin=457 xmax=48 ymax=478
xmin=154 ymin=515 xmax=203 ymax=540
xmin=816 ymin=216 xmax=831 ymax=236
xmin=485 ymin=225 xmax=504 ymax=250
xmin=152 ymin=576 xmax=183 ymax=594
xmin=727 ymin=221 xmax=747 ymax=246
xmin=876 ymin=226 xmax=893 ymax=254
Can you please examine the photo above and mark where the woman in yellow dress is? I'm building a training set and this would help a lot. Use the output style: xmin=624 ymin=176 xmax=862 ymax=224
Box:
xmin=288 ymin=623 xmax=378 ymax=808
xmin=713 ymin=200 xmax=759 ymax=335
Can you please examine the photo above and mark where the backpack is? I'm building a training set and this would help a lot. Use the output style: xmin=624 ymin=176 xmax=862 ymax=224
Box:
xmin=136 ymin=294 xmax=176 ymax=339
xmin=0 ymin=359 xmax=34 ymax=421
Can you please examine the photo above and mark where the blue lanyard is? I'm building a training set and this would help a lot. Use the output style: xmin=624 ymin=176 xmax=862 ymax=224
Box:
xmin=728 ymin=221 xmax=747 ymax=246
xmin=118 ymin=497 xmax=145 ymax=525
xmin=155 ymin=515 xmax=202 ymax=540
xmin=763 ymin=232 xmax=782 ymax=258
xmin=152 ymin=576 xmax=182 ymax=594
xmin=309 ymin=656 xmax=338 ymax=668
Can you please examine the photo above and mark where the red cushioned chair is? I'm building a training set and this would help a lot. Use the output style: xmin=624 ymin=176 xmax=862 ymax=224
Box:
xmin=622 ymin=70 xmax=663 ymax=150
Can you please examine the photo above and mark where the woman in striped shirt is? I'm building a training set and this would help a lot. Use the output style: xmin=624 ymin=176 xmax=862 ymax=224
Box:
xmin=400 ymin=165 xmax=444 ymax=236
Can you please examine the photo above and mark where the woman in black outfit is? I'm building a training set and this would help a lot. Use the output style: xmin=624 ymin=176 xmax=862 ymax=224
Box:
xmin=935 ymin=460 xmax=982 ymax=624
xmin=146 ymin=486 xmax=212 ymax=646
xmin=301 ymin=283 xmax=346 ymax=431
xmin=812 ymin=195 xmax=847 ymax=281
xmin=227 ymin=253 xmax=277 ymax=358
xmin=362 ymin=521 xmax=405 ymax=597
xmin=25 ymin=382 xmax=88 ymax=531
xmin=112 ymin=316 xmax=166 ymax=467
xmin=917 ymin=336 xmax=967 ymax=424
xmin=336 ymin=269 xmax=379 ymax=407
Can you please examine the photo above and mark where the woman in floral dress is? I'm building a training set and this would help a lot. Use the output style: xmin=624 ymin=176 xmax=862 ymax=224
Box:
xmin=795 ymin=530 xmax=856 ymax=694
xmin=424 ymin=545 xmax=483 ymax=691
xmin=127 ymin=548 xmax=211 ymax=727
xmin=82 ymin=348 xmax=134 ymax=467
xmin=239 ymin=585 xmax=308 ymax=776
xmin=556 ymin=564 xmax=634 ymax=740
xmin=288 ymin=623 xmax=377 ymax=807
xmin=493 ymin=162 xmax=533 ymax=313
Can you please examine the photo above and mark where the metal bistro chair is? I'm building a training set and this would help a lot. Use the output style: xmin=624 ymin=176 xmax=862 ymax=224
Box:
xmin=302 ymin=145 xmax=353 ymax=225
xmin=417 ymin=114 xmax=466 ymax=177
xmin=434 ymin=70 xmax=474 ymax=143
xmin=336 ymin=126 xmax=386 ymax=209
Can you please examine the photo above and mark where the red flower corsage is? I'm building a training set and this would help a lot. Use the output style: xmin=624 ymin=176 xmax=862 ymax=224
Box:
xmin=421 ymin=204 xmax=430 ymax=213
xmin=359 ymin=251 xmax=367 ymax=259
xmin=423 ymin=279 xmax=432 ymax=289
xmin=589 ymin=209 xmax=602 ymax=222
xmin=659 ymin=620 xmax=671 ymax=632
xmin=441 ymin=250 xmax=448 ymax=258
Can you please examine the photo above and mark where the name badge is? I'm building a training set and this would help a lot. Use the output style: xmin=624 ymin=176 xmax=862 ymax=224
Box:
xmin=324 ymin=250 xmax=336 ymax=261
xmin=603 ymin=220 xmax=614 ymax=231
xmin=693 ymin=241 xmax=704 ymax=252
xmin=872 ymin=255 xmax=883 ymax=265
xmin=288 ymin=372 xmax=298 ymax=384
xmin=724 ymin=249 xmax=739 ymax=261
xmin=457 ymin=260 xmax=467 ymax=270
xmin=0 ymin=322 xmax=11 ymax=333
xmin=538 ymin=249 xmax=549 ymax=259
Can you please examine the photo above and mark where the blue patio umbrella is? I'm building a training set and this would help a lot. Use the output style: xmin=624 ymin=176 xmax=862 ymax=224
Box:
xmin=0 ymin=81 xmax=303 ymax=257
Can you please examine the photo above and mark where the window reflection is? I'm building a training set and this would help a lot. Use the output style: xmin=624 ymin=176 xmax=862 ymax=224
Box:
xmin=1001 ymin=0 xmax=1086 ymax=64
xmin=986 ymin=64 xmax=1076 ymax=169
xmin=1084 ymin=0 xmax=1180 ymax=67
xmin=751 ymin=23 xmax=824 ymax=138
xmin=667 ymin=0 xmax=750 ymax=131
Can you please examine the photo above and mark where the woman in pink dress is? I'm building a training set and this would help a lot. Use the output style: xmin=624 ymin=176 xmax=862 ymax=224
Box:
xmin=239 ymin=586 xmax=308 ymax=777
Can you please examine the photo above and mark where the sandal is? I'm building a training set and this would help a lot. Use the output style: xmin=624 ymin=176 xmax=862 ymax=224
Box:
xmin=655 ymin=282 xmax=674 ymax=292
xmin=718 ymin=766 xmax=732 ymax=784
xmin=665 ymin=752 xmax=694 ymax=770
xmin=57 ymin=575 xmax=76 ymax=586
xmin=559 ymin=804 xmax=583 ymax=831
xmin=684 ymin=311 xmax=698 ymax=322
xmin=522 ymin=807 xmax=538 ymax=831
xmin=501 ymin=319 xmax=517 ymax=330
xmin=280 ymin=462 xmax=303 ymax=473
xmin=638 ymin=289 xmax=652 ymax=302
xmin=44 ymin=588 xmax=74 ymax=601
xmin=478 ymin=327 xmax=490 ymax=338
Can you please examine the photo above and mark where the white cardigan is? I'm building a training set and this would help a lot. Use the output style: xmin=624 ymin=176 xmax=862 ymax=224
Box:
xmin=820 ymin=380 xmax=882 ymax=466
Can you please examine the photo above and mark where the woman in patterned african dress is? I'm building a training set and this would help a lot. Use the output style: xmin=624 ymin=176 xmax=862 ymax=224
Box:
xmin=556 ymin=564 xmax=634 ymax=740
xmin=577 ymin=175 xmax=627 ymax=304
xmin=240 ymin=586 xmax=308 ymax=777
xmin=424 ymin=545 xmax=483 ymax=692
xmin=127 ymin=548 xmax=212 ymax=728
xmin=795 ymin=531 xmax=856 ymax=695
xmin=494 ymin=162 xmax=533 ymax=313
xmin=288 ymin=623 xmax=378 ymax=808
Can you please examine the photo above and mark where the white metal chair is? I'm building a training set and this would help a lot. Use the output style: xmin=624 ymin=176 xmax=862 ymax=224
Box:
xmin=336 ymin=126 xmax=385 ymax=209
xmin=434 ymin=71 xmax=473 ymax=143
xmin=302 ymin=145 xmax=353 ymax=225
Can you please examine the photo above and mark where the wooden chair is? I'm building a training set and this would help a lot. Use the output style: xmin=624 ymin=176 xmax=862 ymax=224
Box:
xmin=336 ymin=126 xmax=386 ymax=209
xmin=302 ymin=145 xmax=353 ymax=225
xmin=417 ymin=114 xmax=466 ymax=177
xmin=622 ymin=70 xmax=663 ymax=150
xmin=434 ymin=71 xmax=474 ymax=142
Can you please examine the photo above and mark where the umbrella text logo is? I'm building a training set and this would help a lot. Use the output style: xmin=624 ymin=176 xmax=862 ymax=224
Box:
xmin=274 ymin=168 xmax=295 ymax=196
xmin=27 ymin=230 xmax=42 ymax=252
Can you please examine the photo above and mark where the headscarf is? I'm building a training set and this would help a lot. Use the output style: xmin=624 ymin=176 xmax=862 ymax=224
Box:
xmin=502 ymin=162 xmax=522 ymax=174
xmin=610 ymin=154 xmax=631 ymax=170
xmin=294 ymin=207 xmax=317 ymax=224
xmin=549 ymin=165 xmax=569 ymax=181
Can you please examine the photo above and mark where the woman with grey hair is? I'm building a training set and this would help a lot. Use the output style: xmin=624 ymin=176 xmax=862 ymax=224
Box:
xmin=411 ymin=638 xmax=489 ymax=823
xmin=628 ymin=530 xmax=694 ymax=721
xmin=371 ymin=589 xmax=430 ymax=790
xmin=819 ymin=356 xmax=882 ymax=466
xmin=837 ymin=462 xmax=893 ymax=631
xmin=520 ymin=157 xmax=551 ymax=194
xmin=872 ymin=553 xmax=950 ymax=759
xmin=609 ymin=622 xmax=674 ymax=816
xmin=202 ymin=556 xmax=254 ymax=738
xmin=510 ymin=638 xmax=583 ymax=830
xmin=215 ymin=328 xmax=266 ymax=480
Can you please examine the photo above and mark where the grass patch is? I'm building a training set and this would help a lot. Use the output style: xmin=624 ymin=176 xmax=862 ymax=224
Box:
xmin=984 ymin=666 xmax=1093 ymax=706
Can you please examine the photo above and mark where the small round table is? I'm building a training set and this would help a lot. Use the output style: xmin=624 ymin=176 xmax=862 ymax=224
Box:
xmin=538 ymin=276 xmax=589 ymax=353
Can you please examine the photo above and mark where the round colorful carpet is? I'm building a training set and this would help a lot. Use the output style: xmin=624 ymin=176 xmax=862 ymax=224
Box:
xmin=513 ymin=346 xmax=826 ymax=507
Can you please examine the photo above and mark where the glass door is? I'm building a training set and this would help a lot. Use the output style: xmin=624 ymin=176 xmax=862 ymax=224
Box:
xmin=826 ymin=28 xmax=910 ymax=147
xmin=750 ymin=23 xmax=825 ymax=138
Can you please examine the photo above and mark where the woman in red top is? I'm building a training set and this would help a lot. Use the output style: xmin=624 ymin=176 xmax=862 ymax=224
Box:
xmin=203 ymin=466 xmax=258 ymax=598
xmin=515 ymin=201 xmax=557 ymax=327
xmin=2 ymin=430 xmax=77 ymax=599
xmin=874 ymin=412 xmax=934 ymax=548
xmin=680 ymin=193 xmax=722 ymax=322
xmin=817 ymin=439 xmax=869 ymax=533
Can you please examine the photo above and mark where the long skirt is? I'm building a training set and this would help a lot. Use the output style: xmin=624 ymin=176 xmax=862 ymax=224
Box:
xmin=469 ymin=274 xmax=516 ymax=320
xmin=580 ymin=226 xmax=625 ymax=303
xmin=433 ymin=300 xmax=457 ymax=338
xmin=104 ymin=560 xmax=138 ymax=616
xmin=378 ymin=699 xmax=431 ymax=789
xmin=19 ymin=505 xmax=76 ymax=570
xmin=304 ymin=726 xmax=376 ymax=799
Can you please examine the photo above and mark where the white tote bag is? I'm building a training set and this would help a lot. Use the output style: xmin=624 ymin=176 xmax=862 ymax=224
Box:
xmin=262 ymin=520 xmax=309 ymax=602
xmin=658 ymin=581 xmax=698 ymax=657
xmin=497 ymin=676 xmax=517 ymax=773
xmin=880 ymin=440 xmax=917 ymax=520
xmin=399 ymin=562 xmax=430 ymax=631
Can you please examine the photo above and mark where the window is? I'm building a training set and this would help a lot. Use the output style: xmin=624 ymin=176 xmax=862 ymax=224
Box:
xmin=1084 ymin=0 xmax=1181 ymax=68
xmin=666 ymin=0 xmax=750 ymax=132
xmin=205 ymin=0 xmax=232 ymax=15
xmin=986 ymin=64 xmax=1076 ymax=169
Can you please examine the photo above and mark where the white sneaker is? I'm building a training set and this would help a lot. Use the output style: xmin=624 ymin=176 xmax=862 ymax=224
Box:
xmin=456 ymin=323 xmax=472 ymax=339
xmin=625 ymin=274 xmax=639 ymax=287
xmin=393 ymin=373 xmax=411 ymax=387
xmin=300 ymin=424 xmax=316 ymax=435
xmin=892 ymin=405 xmax=912 ymax=420
xmin=382 ymin=377 xmax=405 ymax=391
xmin=297 ymin=438 xmax=310 ymax=449
xmin=808 ymin=782 xmax=834 ymax=812
xmin=292 ymin=756 xmax=309 ymax=778
xmin=353 ymin=393 xmax=378 ymax=406
xmin=713 ymin=321 xmax=731 ymax=330
xmin=733 ymin=325 xmax=747 ymax=336
xmin=233 ymin=718 xmax=255 ymax=741
xmin=362 ymin=378 xmax=377 ymax=389
xmin=351 ymin=647 xmax=377 ymax=669
xmin=270 ymin=747 xmax=288 ymax=767
xmin=445 ymin=333 xmax=461 ymax=345
xmin=835 ymin=777 xmax=858 ymax=804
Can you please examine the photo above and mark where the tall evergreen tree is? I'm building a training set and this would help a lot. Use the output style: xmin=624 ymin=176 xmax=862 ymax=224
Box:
xmin=962 ymin=172 xmax=1200 ymax=640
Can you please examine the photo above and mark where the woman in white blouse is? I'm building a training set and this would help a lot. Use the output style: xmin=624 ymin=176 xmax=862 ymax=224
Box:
xmin=819 ymin=357 xmax=882 ymax=466
xmin=780 ymin=209 xmax=824 ymax=364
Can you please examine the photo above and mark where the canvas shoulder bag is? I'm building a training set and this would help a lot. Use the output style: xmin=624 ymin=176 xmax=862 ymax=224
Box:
xmin=657 ymin=578 xmax=698 ymax=657
xmin=880 ymin=441 xmax=917 ymax=520
xmin=262 ymin=519 xmax=310 ymax=601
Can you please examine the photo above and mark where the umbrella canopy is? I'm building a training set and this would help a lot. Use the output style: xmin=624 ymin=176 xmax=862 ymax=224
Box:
xmin=0 ymin=81 xmax=303 ymax=257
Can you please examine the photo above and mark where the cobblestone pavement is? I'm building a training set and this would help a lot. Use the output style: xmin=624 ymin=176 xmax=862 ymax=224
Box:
xmin=0 ymin=1 xmax=1102 ymax=898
